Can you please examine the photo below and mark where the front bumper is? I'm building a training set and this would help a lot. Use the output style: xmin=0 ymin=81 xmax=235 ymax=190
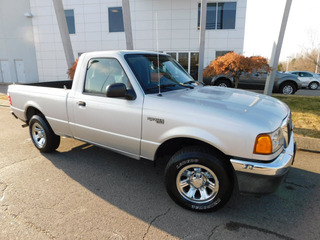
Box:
xmin=230 ymin=133 xmax=296 ymax=194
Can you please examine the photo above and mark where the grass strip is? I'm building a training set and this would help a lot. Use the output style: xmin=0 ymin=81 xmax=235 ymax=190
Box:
xmin=273 ymin=94 xmax=320 ymax=138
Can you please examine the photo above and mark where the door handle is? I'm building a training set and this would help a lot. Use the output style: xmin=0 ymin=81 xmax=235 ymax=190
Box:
xmin=77 ymin=101 xmax=86 ymax=107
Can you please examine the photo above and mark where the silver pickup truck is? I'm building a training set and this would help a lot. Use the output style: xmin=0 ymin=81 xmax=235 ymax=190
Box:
xmin=8 ymin=51 xmax=296 ymax=212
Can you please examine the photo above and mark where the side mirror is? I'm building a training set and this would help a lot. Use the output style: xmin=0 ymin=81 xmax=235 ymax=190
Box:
xmin=106 ymin=83 xmax=136 ymax=100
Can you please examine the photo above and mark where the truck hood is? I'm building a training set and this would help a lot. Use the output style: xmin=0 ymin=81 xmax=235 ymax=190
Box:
xmin=151 ymin=86 xmax=290 ymax=132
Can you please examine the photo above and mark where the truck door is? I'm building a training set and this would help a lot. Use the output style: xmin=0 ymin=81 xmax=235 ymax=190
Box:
xmin=69 ymin=58 xmax=143 ymax=158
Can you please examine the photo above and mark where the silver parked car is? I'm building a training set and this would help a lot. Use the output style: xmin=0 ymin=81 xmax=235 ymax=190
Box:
xmin=204 ymin=71 xmax=302 ymax=94
xmin=287 ymin=71 xmax=320 ymax=90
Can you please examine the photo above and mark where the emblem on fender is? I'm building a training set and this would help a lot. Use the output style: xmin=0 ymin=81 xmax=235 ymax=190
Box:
xmin=147 ymin=117 xmax=164 ymax=124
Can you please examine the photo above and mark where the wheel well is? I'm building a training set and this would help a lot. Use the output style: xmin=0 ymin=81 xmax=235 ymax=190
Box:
xmin=214 ymin=77 xmax=231 ymax=84
xmin=279 ymin=80 xmax=298 ymax=90
xmin=26 ymin=107 xmax=45 ymax=124
xmin=309 ymin=81 xmax=319 ymax=85
xmin=154 ymin=137 xmax=230 ymax=168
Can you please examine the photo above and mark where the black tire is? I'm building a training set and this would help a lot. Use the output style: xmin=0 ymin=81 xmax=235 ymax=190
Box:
xmin=165 ymin=146 xmax=233 ymax=212
xmin=279 ymin=82 xmax=296 ymax=94
xmin=29 ymin=115 xmax=60 ymax=153
xmin=308 ymin=81 xmax=319 ymax=90
xmin=214 ymin=78 xmax=232 ymax=88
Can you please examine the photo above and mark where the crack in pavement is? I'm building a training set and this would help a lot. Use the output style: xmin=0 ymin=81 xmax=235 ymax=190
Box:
xmin=207 ymin=224 xmax=221 ymax=240
xmin=0 ymin=182 xmax=57 ymax=240
xmin=143 ymin=207 xmax=171 ymax=240
xmin=1 ymin=206 xmax=56 ymax=239
xmin=0 ymin=157 xmax=39 ymax=172
xmin=25 ymin=221 xmax=56 ymax=240
xmin=1 ymin=206 xmax=23 ymax=219
xmin=225 ymin=221 xmax=294 ymax=240
xmin=285 ymin=180 xmax=315 ymax=190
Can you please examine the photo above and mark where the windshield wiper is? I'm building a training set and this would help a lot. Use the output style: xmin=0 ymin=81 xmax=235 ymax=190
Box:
xmin=183 ymin=80 xmax=195 ymax=84
xmin=179 ymin=81 xmax=195 ymax=89
xmin=146 ymin=84 xmax=178 ymax=91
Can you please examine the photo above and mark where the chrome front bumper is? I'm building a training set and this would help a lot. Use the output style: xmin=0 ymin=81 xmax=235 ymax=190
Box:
xmin=230 ymin=133 xmax=296 ymax=194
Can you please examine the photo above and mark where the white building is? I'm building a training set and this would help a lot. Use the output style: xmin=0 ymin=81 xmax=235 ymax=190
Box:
xmin=0 ymin=0 xmax=247 ymax=83
xmin=0 ymin=0 xmax=38 ymax=83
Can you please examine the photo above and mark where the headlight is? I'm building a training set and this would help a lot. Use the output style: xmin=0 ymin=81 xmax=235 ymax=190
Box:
xmin=253 ymin=128 xmax=283 ymax=155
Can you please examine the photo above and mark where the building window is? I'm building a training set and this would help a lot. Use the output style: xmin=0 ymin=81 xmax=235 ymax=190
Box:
xmin=167 ymin=52 xmax=177 ymax=60
xmin=64 ymin=9 xmax=75 ymax=34
xmin=190 ymin=52 xmax=199 ymax=80
xmin=216 ymin=51 xmax=232 ymax=58
xmin=178 ymin=53 xmax=189 ymax=72
xmin=198 ymin=2 xmax=236 ymax=30
xmin=166 ymin=51 xmax=199 ymax=79
xmin=108 ymin=7 xmax=124 ymax=32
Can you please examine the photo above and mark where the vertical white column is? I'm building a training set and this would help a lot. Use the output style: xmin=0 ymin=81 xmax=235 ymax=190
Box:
xmin=197 ymin=0 xmax=207 ymax=83
xmin=264 ymin=0 xmax=292 ymax=95
xmin=122 ymin=0 xmax=134 ymax=50
xmin=52 ymin=0 xmax=75 ymax=69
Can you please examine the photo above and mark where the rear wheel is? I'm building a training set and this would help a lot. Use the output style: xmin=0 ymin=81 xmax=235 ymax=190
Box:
xmin=29 ymin=115 xmax=60 ymax=152
xmin=214 ymin=79 xmax=232 ymax=88
xmin=165 ymin=146 xmax=233 ymax=212
xmin=279 ymin=82 xmax=296 ymax=94
xmin=308 ymin=82 xmax=319 ymax=90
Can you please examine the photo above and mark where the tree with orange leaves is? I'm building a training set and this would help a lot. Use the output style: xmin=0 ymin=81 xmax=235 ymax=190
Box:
xmin=67 ymin=59 xmax=78 ymax=80
xmin=203 ymin=52 xmax=271 ymax=88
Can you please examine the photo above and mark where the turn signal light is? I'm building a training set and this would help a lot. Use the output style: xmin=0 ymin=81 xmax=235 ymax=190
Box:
xmin=254 ymin=134 xmax=272 ymax=154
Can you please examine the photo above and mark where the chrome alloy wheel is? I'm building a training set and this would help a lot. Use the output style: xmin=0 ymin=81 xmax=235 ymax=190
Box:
xmin=31 ymin=122 xmax=46 ymax=148
xmin=176 ymin=164 xmax=219 ymax=204
xmin=282 ymin=85 xmax=293 ymax=94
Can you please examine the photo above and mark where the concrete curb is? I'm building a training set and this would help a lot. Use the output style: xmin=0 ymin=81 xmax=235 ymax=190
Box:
xmin=0 ymin=100 xmax=10 ymax=107
xmin=295 ymin=135 xmax=320 ymax=153
xmin=0 ymin=95 xmax=10 ymax=107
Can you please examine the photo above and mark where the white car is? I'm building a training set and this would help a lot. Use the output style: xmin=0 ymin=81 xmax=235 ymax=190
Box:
xmin=287 ymin=71 xmax=320 ymax=90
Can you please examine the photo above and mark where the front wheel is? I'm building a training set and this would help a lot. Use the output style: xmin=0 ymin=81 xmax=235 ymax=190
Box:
xmin=165 ymin=147 xmax=233 ymax=212
xmin=29 ymin=115 xmax=60 ymax=153
xmin=279 ymin=82 xmax=296 ymax=94
xmin=214 ymin=79 xmax=232 ymax=88
xmin=308 ymin=82 xmax=319 ymax=90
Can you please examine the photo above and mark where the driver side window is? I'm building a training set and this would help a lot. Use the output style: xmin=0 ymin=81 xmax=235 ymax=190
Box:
xmin=84 ymin=58 xmax=132 ymax=95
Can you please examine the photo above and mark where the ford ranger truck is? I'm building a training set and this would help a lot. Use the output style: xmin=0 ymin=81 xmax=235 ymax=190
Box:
xmin=8 ymin=51 xmax=296 ymax=212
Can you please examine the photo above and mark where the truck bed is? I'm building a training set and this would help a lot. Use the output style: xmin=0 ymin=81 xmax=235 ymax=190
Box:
xmin=24 ymin=80 xmax=73 ymax=89
xmin=8 ymin=80 xmax=73 ymax=136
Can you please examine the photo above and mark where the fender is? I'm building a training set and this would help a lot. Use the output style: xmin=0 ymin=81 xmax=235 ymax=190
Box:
xmin=140 ymin=126 xmax=228 ymax=160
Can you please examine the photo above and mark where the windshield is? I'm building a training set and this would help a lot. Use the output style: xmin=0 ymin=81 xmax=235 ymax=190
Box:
xmin=124 ymin=53 xmax=195 ymax=94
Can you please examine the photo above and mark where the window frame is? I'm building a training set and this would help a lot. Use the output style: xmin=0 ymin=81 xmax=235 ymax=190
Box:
xmin=64 ymin=9 xmax=76 ymax=34
xmin=215 ymin=50 xmax=232 ymax=59
xmin=197 ymin=2 xmax=237 ymax=30
xmin=83 ymin=57 xmax=133 ymax=98
xmin=108 ymin=7 xmax=124 ymax=33
xmin=165 ymin=51 xmax=199 ymax=74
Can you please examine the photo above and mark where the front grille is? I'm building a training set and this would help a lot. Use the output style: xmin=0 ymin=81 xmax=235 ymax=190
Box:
xmin=281 ymin=113 xmax=293 ymax=148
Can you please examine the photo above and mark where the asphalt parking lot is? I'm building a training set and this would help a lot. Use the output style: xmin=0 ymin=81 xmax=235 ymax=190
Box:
xmin=0 ymin=105 xmax=320 ymax=240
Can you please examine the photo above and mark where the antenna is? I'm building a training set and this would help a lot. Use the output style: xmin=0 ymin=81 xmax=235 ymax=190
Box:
xmin=155 ymin=12 xmax=162 ymax=97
